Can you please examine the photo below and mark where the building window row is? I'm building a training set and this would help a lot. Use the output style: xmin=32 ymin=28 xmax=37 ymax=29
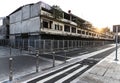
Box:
xmin=42 ymin=20 xmax=99 ymax=37
xmin=55 ymin=24 xmax=63 ymax=31
xmin=71 ymin=27 xmax=76 ymax=33
xmin=64 ymin=25 xmax=70 ymax=32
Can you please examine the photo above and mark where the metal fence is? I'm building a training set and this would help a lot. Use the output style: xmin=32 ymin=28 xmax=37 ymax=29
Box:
xmin=0 ymin=39 xmax=113 ymax=54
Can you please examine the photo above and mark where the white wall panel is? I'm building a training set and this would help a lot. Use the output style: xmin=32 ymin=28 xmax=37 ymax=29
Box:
xmin=22 ymin=5 xmax=30 ymax=20
xmin=29 ymin=17 xmax=40 ymax=32
xmin=31 ymin=3 xmax=40 ymax=17
xmin=10 ymin=22 xmax=22 ymax=34
xmin=15 ymin=22 xmax=22 ymax=33
xmin=10 ymin=10 xmax=22 ymax=23
xmin=21 ymin=19 xmax=29 ymax=33
xmin=21 ymin=17 xmax=40 ymax=33
xmin=10 ymin=24 xmax=15 ymax=34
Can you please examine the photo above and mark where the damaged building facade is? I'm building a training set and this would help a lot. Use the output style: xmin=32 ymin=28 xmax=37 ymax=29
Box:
xmin=9 ymin=1 xmax=113 ymax=42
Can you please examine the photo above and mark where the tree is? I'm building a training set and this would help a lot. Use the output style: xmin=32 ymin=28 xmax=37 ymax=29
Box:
xmin=51 ymin=5 xmax=63 ymax=19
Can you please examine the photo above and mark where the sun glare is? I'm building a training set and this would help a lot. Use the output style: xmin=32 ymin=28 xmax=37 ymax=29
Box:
xmin=96 ymin=28 xmax=102 ymax=33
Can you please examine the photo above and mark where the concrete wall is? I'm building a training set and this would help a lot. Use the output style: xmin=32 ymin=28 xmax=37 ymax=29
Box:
xmin=10 ymin=10 xmax=22 ymax=24
xmin=22 ymin=17 xmax=40 ymax=33
xmin=22 ymin=5 xmax=30 ymax=20
xmin=31 ymin=3 xmax=40 ymax=18
xmin=10 ymin=17 xmax=40 ymax=34
xmin=10 ymin=3 xmax=41 ymax=36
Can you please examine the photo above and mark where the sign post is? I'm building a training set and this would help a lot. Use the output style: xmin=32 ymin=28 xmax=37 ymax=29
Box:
xmin=115 ymin=26 xmax=118 ymax=61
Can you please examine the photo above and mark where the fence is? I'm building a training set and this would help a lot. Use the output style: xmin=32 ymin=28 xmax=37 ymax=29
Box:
xmin=0 ymin=39 xmax=113 ymax=54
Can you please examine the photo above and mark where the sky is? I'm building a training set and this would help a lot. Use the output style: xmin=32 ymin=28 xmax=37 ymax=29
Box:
xmin=0 ymin=0 xmax=120 ymax=30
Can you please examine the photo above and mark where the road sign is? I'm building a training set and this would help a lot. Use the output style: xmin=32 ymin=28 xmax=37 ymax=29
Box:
xmin=113 ymin=25 xmax=120 ymax=32
xmin=114 ymin=25 xmax=119 ymax=61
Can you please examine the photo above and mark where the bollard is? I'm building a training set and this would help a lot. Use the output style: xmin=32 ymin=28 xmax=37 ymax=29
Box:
xmin=36 ymin=51 xmax=39 ymax=72
xmin=52 ymin=52 xmax=55 ymax=67
xmin=9 ymin=57 xmax=13 ymax=81
xmin=64 ymin=50 xmax=67 ymax=63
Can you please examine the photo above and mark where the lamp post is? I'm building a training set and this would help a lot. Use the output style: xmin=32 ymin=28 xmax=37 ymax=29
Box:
xmin=115 ymin=26 xmax=118 ymax=61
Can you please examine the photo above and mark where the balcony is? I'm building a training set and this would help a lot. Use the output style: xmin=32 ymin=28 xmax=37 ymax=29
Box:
xmin=61 ymin=19 xmax=77 ymax=26
xmin=41 ymin=10 xmax=53 ymax=18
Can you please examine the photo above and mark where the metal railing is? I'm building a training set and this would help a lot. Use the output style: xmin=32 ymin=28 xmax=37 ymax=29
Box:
xmin=0 ymin=39 xmax=113 ymax=54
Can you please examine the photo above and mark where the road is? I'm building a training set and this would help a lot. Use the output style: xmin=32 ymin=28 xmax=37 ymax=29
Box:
xmin=39 ymin=44 xmax=112 ymax=61
xmin=0 ymin=44 xmax=116 ymax=82
xmin=26 ymin=44 xmax=116 ymax=83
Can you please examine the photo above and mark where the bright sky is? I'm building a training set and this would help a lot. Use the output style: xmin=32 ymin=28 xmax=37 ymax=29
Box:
xmin=0 ymin=0 xmax=120 ymax=29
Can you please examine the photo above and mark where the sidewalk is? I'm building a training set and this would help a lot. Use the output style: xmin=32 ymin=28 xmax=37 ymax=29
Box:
xmin=71 ymin=47 xmax=120 ymax=83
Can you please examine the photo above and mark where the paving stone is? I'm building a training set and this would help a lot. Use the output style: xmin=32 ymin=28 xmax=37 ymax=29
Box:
xmin=76 ymin=46 xmax=120 ymax=83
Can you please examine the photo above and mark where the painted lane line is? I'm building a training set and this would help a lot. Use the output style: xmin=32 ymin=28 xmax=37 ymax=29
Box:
xmin=79 ymin=51 xmax=88 ymax=55
xmin=55 ymin=65 xmax=88 ymax=83
xmin=37 ymin=64 xmax=80 ymax=83
xmin=67 ymin=46 xmax=115 ymax=61
xmin=23 ymin=63 xmax=79 ymax=83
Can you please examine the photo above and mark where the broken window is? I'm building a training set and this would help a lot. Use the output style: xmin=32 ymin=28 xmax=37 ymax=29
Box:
xmin=82 ymin=31 xmax=85 ymax=34
xmin=55 ymin=24 xmax=63 ymax=31
xmin=71 ymin=27 xmax=76 ymax=33
xmin=59 ymin=25 xmax=63 ymax=31
xmin=77 ymin=30 xmax=81 ymax=34
xmin=89 ymin=33 xmax=91 ymax=35
xmin=64 ymin=12 xmax=70 ymax=20
xmin=43 ymin=20 xmax=52 ymax=29
xmin=64 ymin=25 xmax=70 ymax=32
xmin=71 ymin=16 xmax=76 ymax=22
xmin=86 ymin=32 xmax=88 ymax=35
xmin=43 ymin=20 xmax=49 ymax=28
xmin=55 ymin=24 xmax=59 ymax=30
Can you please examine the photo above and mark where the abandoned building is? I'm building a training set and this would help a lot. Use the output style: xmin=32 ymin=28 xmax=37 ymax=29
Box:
xmin=7 ymin=1 xmax=114 ymax=42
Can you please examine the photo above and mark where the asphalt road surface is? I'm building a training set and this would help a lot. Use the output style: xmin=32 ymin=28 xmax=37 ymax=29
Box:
xmin=0 ymin=44 xmax=116 ymax=82
xmin=27 ymin=45 xmax=117 ymax=83
xmin=39 ymin=44 xmax=113 ymax=61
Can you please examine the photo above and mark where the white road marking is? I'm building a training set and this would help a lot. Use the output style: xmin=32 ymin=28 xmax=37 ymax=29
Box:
xmin=22 ymin=63 xmax=79 ymax=83
xmin=79 ymin=51 xmax=88 ymax=55
xmin=67 ymin=46 xmax=115 ymax=61
xmin=37 ymin=64 xmax=80 ymax=83
xmin=55 ymin=65 xmax=88 ymax=83
xmin=22 ymin=44 xmax=115 ymax=83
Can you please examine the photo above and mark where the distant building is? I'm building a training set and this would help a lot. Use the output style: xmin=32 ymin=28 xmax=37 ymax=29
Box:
xmin=8 ymin=1 xmax=113 ymax=41
xmin=0 ymin=17 xmax=9 ymax=39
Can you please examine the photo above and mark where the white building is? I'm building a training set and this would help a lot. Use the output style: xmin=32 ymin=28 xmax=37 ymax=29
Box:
xmin=9 ymin=1 xmax=114 ymax=41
